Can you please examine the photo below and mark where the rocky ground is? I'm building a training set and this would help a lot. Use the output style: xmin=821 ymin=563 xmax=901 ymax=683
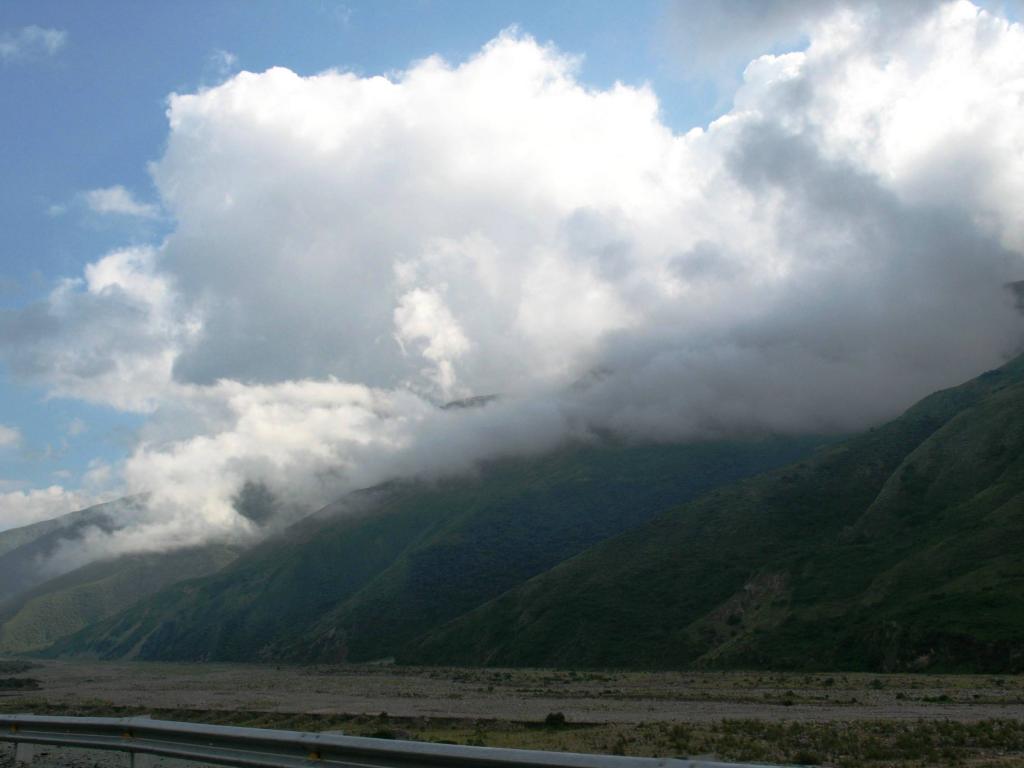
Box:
xmin=4 ymin=660 xmax=1024 ymax=723
xmin=1 ymin=660 xmax=1023 ymax=767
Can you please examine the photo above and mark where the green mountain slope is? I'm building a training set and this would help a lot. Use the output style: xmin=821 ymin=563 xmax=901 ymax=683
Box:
xmin=407 ymin=355 xmax=1024 ymax=672
xmin=49 ymin=436 xmax=823 ymax=661
xmin=0 ymin=514 xmax=83 ymax=559
xmin=0 ymin=499 xmax=145 ymax=607
xmin=0 ymin=544 xmax=237 ymax=654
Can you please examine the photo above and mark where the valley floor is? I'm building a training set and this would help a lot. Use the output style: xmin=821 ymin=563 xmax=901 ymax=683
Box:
xmin=2 ymin=661 xmax=1023 ymax=766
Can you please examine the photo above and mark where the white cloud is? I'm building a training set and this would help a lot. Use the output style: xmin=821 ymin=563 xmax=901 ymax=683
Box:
xmin=0 ymin=486 xmax=108 ymax=534
xmin=0 ymin=25 xmax=66 ymax=61
xmin=394 ymin=287 xmax=471 ymax=398
xmin=0 ymin=247 xmax=197 ymax=411
xmin=84 ymin=185 xmax=160 ymax=218
xmin=149 ymin=11 xmax=1022 ymax=408
xmin=0 ymin=3 xmax=1022 ymax=563
xmin=66 ymin=417 xmax=87 ymax=437
xmin=0 ymin=425 xmax=21 ymax=448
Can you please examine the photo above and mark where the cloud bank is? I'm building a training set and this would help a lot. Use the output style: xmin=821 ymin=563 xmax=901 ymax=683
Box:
xmin=1 ymin=3 xmax=1022 ymax=559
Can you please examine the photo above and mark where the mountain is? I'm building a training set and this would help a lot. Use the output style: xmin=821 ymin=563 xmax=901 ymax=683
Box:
xmin=47 ymin=354 xmax=1024 ymax=671
xmin=406 ymin=354 xmax=1024 ymax=672
xmin=0 ymin=514 xmax=81 ymax=560
xmin=46 ymin=436 xmax=824 ymax=661
xmin=0 ymin=544 xmax=237 ymax=654
xmin=0 ymin=499 xmax=144 ymax=607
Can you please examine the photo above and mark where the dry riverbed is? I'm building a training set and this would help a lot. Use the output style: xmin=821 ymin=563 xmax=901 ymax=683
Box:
xmin=1 ymin=660 xmax=1023 ymax=767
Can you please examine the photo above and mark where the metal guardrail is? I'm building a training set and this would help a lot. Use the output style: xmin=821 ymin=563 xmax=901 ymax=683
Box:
xmin=0 ymin=715 xmax=787 ymax=768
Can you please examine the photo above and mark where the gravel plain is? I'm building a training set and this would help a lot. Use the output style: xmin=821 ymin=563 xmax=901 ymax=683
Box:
xmin=3 ymin=661 xmax=1024 ymax=767
xmin=3 ymin=660 xmax=1023 ymax=724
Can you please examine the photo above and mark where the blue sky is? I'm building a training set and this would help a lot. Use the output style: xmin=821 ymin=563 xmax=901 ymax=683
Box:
xmin=0 ymin=0 xmax=719 ymax=491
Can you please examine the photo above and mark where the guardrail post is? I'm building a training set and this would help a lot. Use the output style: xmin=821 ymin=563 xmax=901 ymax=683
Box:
xmin=14 ymin=742 xmax=35 ymax=765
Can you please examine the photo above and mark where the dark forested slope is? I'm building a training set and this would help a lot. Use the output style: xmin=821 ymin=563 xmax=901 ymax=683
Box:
xmin=408 ymin=355 xmax=1024 ymax=672
xmin=49 ymin=437 xmax=821 ymax=661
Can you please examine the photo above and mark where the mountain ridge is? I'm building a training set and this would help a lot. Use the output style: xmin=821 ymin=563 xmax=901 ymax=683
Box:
xmin=23 ymin=354 xmax=1024 ymax=672
xmin=405 ymin=354 xmax=1024 ymax=671
xmin=45 ymin=436 xmax=825 ymax=662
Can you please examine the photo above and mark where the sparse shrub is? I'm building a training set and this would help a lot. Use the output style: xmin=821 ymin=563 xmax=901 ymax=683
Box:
xmin=0 ymin=678 xmax=40 ymax=690
xmin=544 ymin=711 xmax=567 ymax=728
xmin=467 ymin=730 xmax=487 ymax=747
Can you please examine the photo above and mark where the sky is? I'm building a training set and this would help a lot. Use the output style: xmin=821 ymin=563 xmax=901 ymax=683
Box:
xmin=1 ymin=1 xmax=1023 ymax=557
xmin=0 ymin=0 xmax=710 ymax=503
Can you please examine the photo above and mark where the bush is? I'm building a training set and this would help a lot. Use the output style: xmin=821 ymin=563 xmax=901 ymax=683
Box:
xmin=0 ymin=678 xmax=40 ymax=690
xmin=544 ymin=712 xmax=567 ymax=728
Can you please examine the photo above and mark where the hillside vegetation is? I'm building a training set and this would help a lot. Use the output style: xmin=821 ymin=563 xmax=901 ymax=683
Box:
xmin=46 ymin=437 xmax=821 ymax=661
xmin=408 ymin=354 xmax=1024 ymax=672
xmin=0 ymin=500 xmax=143 ymax=606
xmin=29 ymin=354 xmax=1024 ymax=671
xmin=0 ymin=545 xmax=236 ymax=653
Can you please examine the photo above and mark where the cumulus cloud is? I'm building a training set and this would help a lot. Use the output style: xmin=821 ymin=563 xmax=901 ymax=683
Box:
xmin=83 ymin=186 xmax=160 ymax=218
xmin=152 ymin=6 xmax=1023 ymax=409
xmin=0 ymin=247 xmax=196 ymax=411
xmin=394 ymin=287 xmax=471 ymax=398
xmin=1 ymin=2 xmax=1023 ymax=560
xmin=0 ymin=25 xmax=66 ymax=62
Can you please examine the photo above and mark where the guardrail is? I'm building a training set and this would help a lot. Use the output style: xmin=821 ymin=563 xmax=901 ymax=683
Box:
xmin=0 ymin=715 xmax=787 ymax=768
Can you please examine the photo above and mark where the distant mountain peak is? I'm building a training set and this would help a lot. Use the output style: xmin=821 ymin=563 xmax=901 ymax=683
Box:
xmin=440 ymin=394 xmax=499 ymax=410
